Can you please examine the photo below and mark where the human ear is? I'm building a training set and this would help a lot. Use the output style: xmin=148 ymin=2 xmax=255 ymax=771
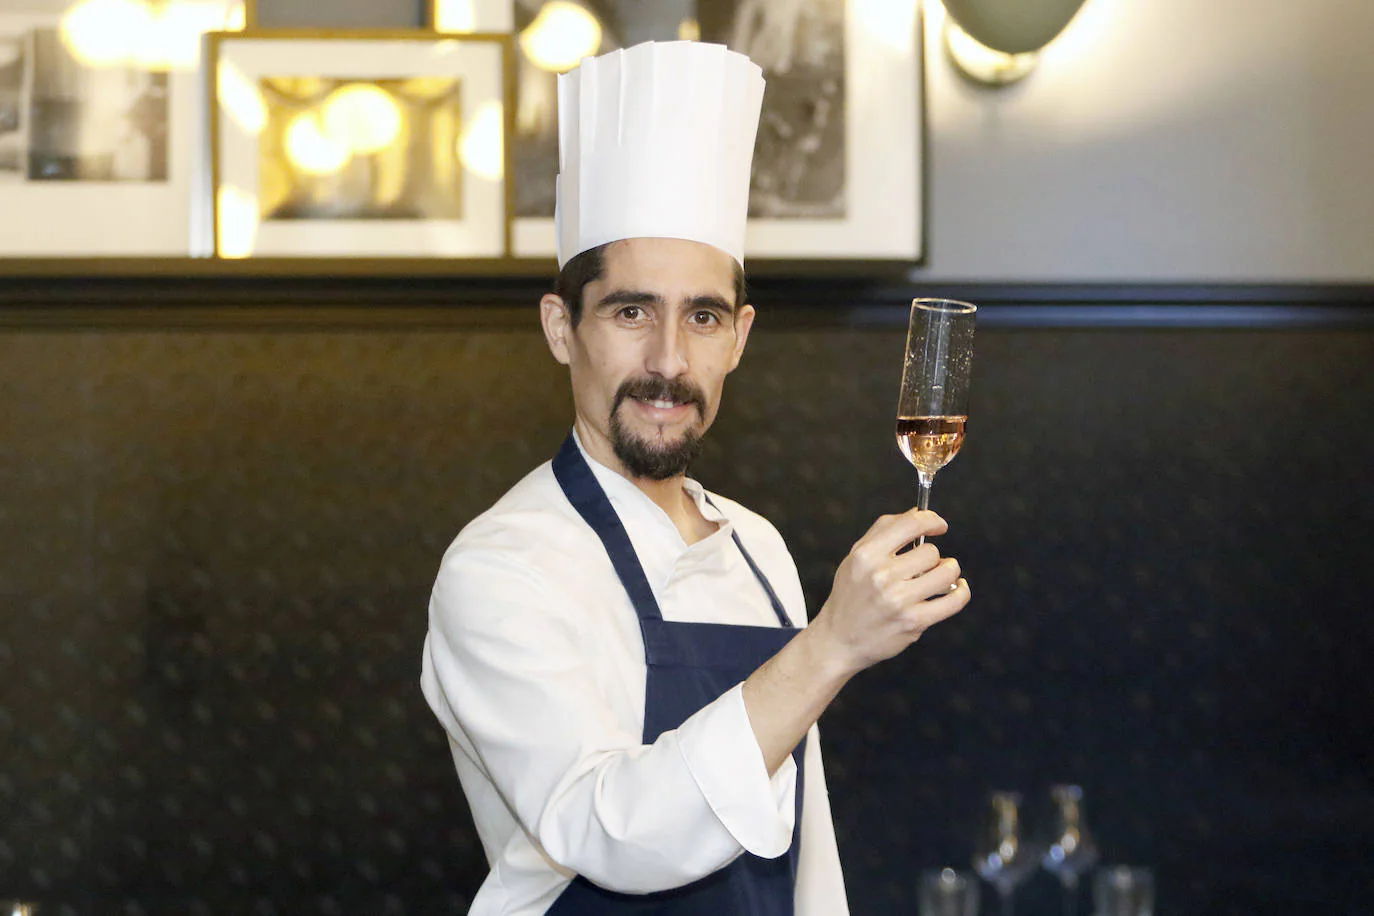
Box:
xmin=727 ymin=303 xmax=756 ymax=372
xmin=540 ymin=293 xmax=573 ymax=366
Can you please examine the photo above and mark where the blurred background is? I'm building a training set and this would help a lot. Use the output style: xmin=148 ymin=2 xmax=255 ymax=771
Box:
xmin=2 ymin=0 xmax=1372 ymax=914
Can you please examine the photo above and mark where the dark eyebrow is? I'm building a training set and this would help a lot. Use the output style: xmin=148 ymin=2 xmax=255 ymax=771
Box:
xmin=595 ymin=289 xmax=664 ymax=310
xmin=594 ymin=289 xmax=735 ymax=314
xmin=687 ymin=294 xmax=736 ymax=315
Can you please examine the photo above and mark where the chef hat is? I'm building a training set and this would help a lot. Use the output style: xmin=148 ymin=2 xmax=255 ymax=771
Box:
xmin=554 ymin=40 xmax=765 ymax=268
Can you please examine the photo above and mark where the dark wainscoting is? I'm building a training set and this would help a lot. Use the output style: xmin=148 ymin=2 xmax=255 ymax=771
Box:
xmin=2 ymin=279 xmax=1371 ymax=915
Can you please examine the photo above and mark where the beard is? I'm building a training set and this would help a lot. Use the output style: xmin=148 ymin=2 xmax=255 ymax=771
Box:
xmin=609 ymin=376 xmax=708 ymax=480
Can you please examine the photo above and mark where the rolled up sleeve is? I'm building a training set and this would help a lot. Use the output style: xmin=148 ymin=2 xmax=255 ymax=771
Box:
xmin=677 ymin=683 xmax=797 ymax=859
xmin=422 ymin=545 xmax=798 ymax=895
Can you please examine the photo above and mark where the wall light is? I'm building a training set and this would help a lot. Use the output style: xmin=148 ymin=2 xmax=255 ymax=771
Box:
xmin=60 ymin=0 xmax=226 ymax=71
xmin=940 ymin=0 xmax=1089 ymax=86
xmin=520 ymin=1 xmax=602 ymax=73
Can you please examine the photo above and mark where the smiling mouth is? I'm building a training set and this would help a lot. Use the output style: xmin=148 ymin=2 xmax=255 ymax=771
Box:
xmin=613 ymin=377 xmax=706 ymax=424
xmin=637 ymin=397 xmax=686 ymax=411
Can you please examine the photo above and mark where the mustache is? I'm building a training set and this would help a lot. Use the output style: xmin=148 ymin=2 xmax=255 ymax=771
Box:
xmin=612 ymin=377 xmax=707 ymax=417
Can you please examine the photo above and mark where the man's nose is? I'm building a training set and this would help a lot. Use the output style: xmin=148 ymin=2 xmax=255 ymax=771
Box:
xmin=644 ymin=320 xmax=688 ymax=378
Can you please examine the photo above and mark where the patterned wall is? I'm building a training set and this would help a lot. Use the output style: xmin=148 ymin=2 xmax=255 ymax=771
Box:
xmin=1 ymin=310 xmax=1371 ymax=914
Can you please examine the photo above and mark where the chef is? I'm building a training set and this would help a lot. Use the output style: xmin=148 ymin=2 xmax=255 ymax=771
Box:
xmin=420 ymin=40 xmax=969 ymax=915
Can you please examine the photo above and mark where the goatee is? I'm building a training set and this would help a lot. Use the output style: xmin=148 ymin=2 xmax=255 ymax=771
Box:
xmin=609 ymin=377 xmax=707 ymax=480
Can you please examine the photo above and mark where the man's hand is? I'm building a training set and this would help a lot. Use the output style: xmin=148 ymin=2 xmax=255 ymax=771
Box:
xmin=741 ymin=509 xmax=969 ymax=774
xmin=809 ymin=509 xmax=970 ymax=677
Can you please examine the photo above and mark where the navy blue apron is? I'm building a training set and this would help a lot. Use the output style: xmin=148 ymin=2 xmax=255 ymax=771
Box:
xmin=547 ymin=434 xmax=806 ymax=915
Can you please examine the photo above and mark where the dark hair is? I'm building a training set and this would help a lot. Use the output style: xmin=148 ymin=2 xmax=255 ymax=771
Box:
xmin=553 ymin=241 xmax=748 ymax=328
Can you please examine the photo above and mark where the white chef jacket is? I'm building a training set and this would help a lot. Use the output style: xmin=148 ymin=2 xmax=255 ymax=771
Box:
xmin=421 ymin=432 xmax=850 ymax=915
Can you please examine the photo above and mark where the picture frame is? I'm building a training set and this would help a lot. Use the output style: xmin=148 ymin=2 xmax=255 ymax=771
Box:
xmin=205 ymin=30 xmax=514 ymax=260
xmin=427 ymin=0 xmax=925 ymax=273
xmin=0 ymin=1 xmax=237 ymax=256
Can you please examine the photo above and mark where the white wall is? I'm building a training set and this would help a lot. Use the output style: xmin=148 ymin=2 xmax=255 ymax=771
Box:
xmin=917 ymin=0 xmax=1374 ymax=282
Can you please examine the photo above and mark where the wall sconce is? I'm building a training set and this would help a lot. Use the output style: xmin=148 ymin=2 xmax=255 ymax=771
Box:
xmin=941 ymin=0 xmax=1089 ymax=86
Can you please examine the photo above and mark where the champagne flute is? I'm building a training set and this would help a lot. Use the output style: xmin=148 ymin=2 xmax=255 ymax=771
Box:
xmin=896 ymin=299 xmax=977 ymax=541
xmin=973 ymin=791 xmax=1039 ymax=916
xmin=1041 ymin=785 xmax=1100 ymax=916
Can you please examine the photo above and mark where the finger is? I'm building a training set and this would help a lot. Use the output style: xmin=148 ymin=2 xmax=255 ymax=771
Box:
xmin=889 ymin=542 xmax=942 ymax=580
xmin=865 ymin=508 xmax=949 ymax=555
xmin=896 ymin=557 xmax=962 ymax=603
xmin=902 ymin=578 xmax=970 ymax=634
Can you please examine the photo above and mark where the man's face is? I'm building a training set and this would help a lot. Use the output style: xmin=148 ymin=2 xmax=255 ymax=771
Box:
xmin=541 ymin=237 xmax=755 ymax=481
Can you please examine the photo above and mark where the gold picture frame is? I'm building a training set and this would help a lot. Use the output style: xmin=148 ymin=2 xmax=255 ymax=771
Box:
xmin=206 ymin=29 xmax=515 ymax=261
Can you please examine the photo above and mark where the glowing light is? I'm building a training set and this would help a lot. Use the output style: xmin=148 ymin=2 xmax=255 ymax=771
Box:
xmin=944 ymin=16 xmax=1038 ymax=85
xmin=60 ymin=0 xmax=147 ymax=68
xmin=432 ymin=0 xmax=477 ymax=33
xmin=458 ymin=100 xmax=504 ymax=182
xmin=217 ymin=57 xmax=267 ymax=135
xmin=284 ymin=113 xmax=350 ymax=176
xmin=216 ymin=185 xmax=258 ymax=258
xmin=320 ymin=83 xmax=403 ymax=155
xmin=519 ymin=1 xmax=602 ymax=73
xmin=60 ymin=0 xmax=223 ymax=70
xmin=677 ymin=18 xmax=700 ymax=41
xmin=224 ymin=1 xmax=247 ymax=31
xmin=853 ymin=0 xmax=918 ymax=52
xmin=136 ymin=1 xmax=224 ymax=70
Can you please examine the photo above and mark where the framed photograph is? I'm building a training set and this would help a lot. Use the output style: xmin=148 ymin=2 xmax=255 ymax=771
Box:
xmin=0 ymin=1 xmax=235 ymax=256
xmin=207 ymin=30 xmax=513 ymax=259
xmin=430 ymin=0 xmax=924 ymax=270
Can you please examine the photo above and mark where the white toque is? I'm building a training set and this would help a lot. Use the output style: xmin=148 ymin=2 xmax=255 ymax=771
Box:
xmin=554 ymin=40 xmax=765 ymax=268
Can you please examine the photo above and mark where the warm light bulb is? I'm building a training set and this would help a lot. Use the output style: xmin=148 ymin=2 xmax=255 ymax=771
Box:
xmin=944 ymin=15 xmax=1038 ymax=85
xmin=519 ymin=1 xmax=602 ymax=73
xmin=284 ymin=112 xmax=350 ymax=176
xmin=853 ymin=0 xmax=918 ymax=52
xmin=59 ymin=0 xmax=146 ymax=67
xmin=320 ymin=83 xmax=403 ymax=155
xmin=224 ymin=1 xmax=246 ymax=31
xmin=432 ymin=0 xmax=477 ymax=33
xmin=458 ymin=100 xmax=504 ymax=182
xmin=217 ymin=185 xmax=258 ymax=258
xmin=134 ymin=1 xmax=223 ymax=71
xmin=677 ymin=18 xmax=700 ymax=41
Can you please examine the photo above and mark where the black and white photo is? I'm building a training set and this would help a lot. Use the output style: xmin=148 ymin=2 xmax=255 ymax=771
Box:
xmin=510 ymin=0 xmax=846 ymax=221
xmin=0 ymin=30 xmax=26 ymax=181
xmin=26 ymin=26 xmax=168 ymax=181
xmin=479 ymin=0 xmax=923 ymax=265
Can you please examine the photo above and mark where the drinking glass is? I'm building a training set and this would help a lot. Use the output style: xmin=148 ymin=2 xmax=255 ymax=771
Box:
xmin=1093 ymin=866 xmax=1155 ymax=916
xmin=896 ymin=299 xmax=977 ymax=541
xmin=1041 ymin=784 xmax=1100 ymax=916
xmin=973 ymin=791 xmax=1039 ymax=916
xmin=918 ymin=868 xmax=980 ymax=916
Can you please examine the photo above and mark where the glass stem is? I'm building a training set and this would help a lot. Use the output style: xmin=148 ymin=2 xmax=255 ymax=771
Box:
xmin=1000 ymin=887 xmax=1014 ymax=916
xmin=916 ymin=471 xmax=932 ymax=546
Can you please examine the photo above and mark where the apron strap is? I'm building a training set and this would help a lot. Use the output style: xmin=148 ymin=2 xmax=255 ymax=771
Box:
xmin=706 ymin=496 xmax=793 ymax=629
xmin=552 ymin=434 xmax=795 ymax=629
xmin=553 ymin=434 xmax=664 ymax=622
